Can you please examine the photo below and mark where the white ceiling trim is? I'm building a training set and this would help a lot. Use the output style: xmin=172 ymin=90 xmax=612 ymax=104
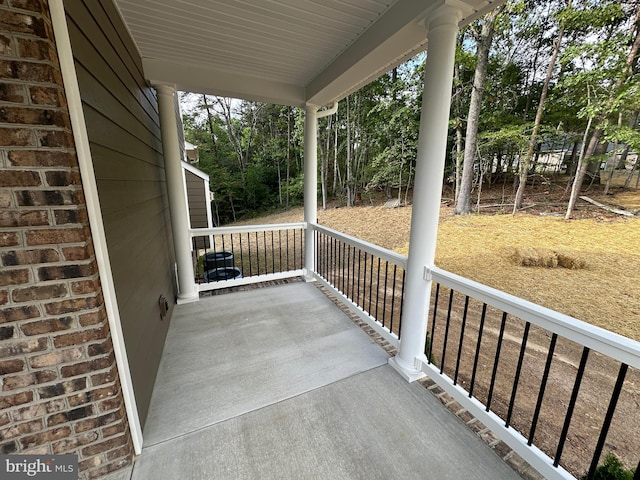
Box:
xmin=143 ymin=58 xmax=306 ymax=106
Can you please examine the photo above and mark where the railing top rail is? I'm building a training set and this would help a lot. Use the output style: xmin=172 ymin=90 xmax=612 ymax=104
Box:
xmin=310 ymin=223 xmax=407 ymax=268
xmin=429 ymin=265 xmax=640 ymax=370
xmin=190 ymin=222 xmax=306 ymax=237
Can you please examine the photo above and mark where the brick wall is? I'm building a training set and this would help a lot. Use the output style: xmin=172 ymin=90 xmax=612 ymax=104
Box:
xmin=0 ymin=1 xmax=134 ymax=478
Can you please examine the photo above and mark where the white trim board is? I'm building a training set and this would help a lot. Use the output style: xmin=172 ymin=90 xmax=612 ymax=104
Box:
xmin=181 ymin=159 xmax=209 ymax=181
xmin=49 ymin=0 xmax=143 ymax=455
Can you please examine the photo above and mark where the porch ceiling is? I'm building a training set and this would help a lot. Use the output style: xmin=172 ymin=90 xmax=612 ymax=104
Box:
xmin=114 ymin=0 xmax=505 ymax=106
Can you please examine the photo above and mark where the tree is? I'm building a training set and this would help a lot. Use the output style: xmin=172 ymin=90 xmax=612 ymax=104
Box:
xmin=455 ymin=6 xmax=505 ymax=215
xmin=564 ymin=0 xmax=640 ymax=218
xmin=513 ymin=0 xmax=570 ymax=212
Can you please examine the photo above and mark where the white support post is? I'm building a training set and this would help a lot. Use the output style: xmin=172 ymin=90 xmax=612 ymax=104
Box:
xmin=155 ymin=84 xmax=199 ymax=304
xmin=389 ymin=5 xmax=464 ymax=381
xmin=303 ymin=104 xmax=319 ymax=279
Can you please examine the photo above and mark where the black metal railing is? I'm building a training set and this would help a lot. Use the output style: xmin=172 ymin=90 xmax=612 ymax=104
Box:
xmin=312 ymin=224 xmax=406 ymax=341
xmin=423 ymin=266 xmax=640 ymax=480
xmin=190 ymin=223 xmax=305 ymax=290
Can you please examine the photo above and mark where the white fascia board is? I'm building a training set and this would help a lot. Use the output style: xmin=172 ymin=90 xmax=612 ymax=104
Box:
xmin=143 ymin=58 xmax=305 ymax=106
xmin=181 ymin=160 xmax=209 ymax=182
xmin=306 ymin=23 xmax=427 ymax=106
xmin=305 ymin=0 xmax=437 ymax=106
xmin=458 ymin=0 xmax=508 ymax=27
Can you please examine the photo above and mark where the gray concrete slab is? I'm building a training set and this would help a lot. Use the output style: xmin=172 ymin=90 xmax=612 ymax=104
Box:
xmin=132 ymin=365 xmax=519 ymax=480
xmin=102 ymin=465 xmax=132 ymax=480
xmin=142 ymin=282 xmax=389 ymax=446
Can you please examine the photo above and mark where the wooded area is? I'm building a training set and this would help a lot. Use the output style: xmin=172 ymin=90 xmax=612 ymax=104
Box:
xmin=181 ymin=0 xmax=640 ymax=225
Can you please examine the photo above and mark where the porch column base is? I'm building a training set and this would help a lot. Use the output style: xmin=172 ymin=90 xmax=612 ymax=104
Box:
xmin=176 ymin=291 xmax=200 ymax=304
xmin=388 ymin=356 xmax=426 ymax=383
xmin=303 ymin=270 xmax=316 ymax=282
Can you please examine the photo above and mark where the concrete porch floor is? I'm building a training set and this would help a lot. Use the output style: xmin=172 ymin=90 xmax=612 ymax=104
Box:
xmin=124 ymin=282 xmax=520 ymax=479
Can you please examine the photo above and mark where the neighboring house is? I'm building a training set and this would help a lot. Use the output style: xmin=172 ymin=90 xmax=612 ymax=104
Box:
xmin=184 ymin=141 xmax=199 ymax=165
xmin=182 ymin=159 xmax=213 ymax=250
xmin=0 ymin=1 xmax=509 ymax=479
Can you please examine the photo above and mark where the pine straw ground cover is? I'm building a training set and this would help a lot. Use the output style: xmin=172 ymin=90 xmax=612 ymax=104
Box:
xmin=235 ymin=192 xmax=640 ymax=342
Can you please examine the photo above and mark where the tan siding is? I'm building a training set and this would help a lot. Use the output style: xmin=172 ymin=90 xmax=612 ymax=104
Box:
xmin=185 ymin=170 xmax=209 ymax=229
xmin=66 ymin=0 xmax=176 ymax=427
xmin=65 ymin=2 xmax=158 ymax=126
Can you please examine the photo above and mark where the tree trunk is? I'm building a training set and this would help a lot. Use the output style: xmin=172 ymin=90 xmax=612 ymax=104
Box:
xmin=321 ymin=116 xmax=332 ymax=210
xmin=215 ymin=97 xmax=261 ymax=186
xmin=201 ymin=95 xmax=219 ymax=159
xmin=455 ymin=127 xmax=463 ymax=200
xmin=212 ymin=195 xmax=220 ymax=227
xmin=603 ymin=113 xmax=623 ymax=195
xmin=404 ymin=160 xmax=413 ymax=205
xmin=286 ymin=107 xmax=291 ymax=209
xmin=513 ymin=6 xmax=566 ymax=212
xmin=455 ymin=7 xmax=502 ymax=215
xmin=453 ymin=41 xmax=464 ymax=202
xmin=332 ymin=122 xmax=339 ymax=197
xmin=566 ymin=127 xmax=601 ymax=218
xmin=277 ymin=151 xmax=282 ymax=205
xmin=229 ymin=194 xmax=237 ymax=222
xmin=346 ymin=96 xmax=353 ymax=207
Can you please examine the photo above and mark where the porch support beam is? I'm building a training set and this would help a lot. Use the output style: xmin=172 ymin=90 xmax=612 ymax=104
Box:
xmin=389 ymin=4 xmax=464 ymax=381
xmin=303 ymin=104 xmax=319 ymax=279
xmin=155 ymin=83 xmax=199 ymax=304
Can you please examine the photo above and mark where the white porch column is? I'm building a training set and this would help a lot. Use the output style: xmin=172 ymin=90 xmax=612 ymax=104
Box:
xmin=303 ymin=104 xmax=319 ymax=279
xmin=155 ymin=84 xmax=199 ymax=303
xmin=389 ymin=5 xmax=464 ymax=381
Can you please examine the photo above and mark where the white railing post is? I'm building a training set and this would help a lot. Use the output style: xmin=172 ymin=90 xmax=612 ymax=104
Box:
xmin=389 ymin=5 xmax=466 ymax=381
xmin=154 ymin=83 xmax=198 ymax=303
xmin=303 ymin=104 xmax=319 ymax=279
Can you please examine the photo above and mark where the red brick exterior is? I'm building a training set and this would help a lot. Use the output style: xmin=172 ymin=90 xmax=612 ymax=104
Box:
xmin=0 ymin=1 xmax=134 ymax=478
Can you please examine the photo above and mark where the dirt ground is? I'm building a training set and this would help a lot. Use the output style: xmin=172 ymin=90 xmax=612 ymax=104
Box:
xmin=235 ymin=179 xmax=640 ymax=476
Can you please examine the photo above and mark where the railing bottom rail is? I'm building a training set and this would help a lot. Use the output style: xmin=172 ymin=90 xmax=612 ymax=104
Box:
xmin=419 ymin=360 xmax=575 ymax=480
xmin=197 ymin=270 xmax=304 ymax=293
xmin=311 ymin=273 xmax=399 ymax=348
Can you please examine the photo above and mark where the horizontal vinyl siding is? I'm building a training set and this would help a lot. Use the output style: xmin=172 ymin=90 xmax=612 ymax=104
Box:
xmin=185 ymin=170 xmax=209 ymax=228
xmin=67 ymin=0 xmax=176 ymax=427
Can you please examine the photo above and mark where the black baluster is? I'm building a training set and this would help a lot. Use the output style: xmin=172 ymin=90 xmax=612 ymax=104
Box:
xmin=554 ymin=347 xmax=590 ymax=467
xmin=528 ymin=333 xmax=558 ymax=445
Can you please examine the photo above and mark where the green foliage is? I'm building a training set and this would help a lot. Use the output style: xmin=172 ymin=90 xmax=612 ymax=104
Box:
xmin=581 ymin=453 xmax=636 ymax=480
xmin=558 ymin=0 xmax=637 ymax=129
xmin=479 ymin=123 xmax=530 ymax=154
xmin=558 ymin=1 xmax=625 ymax=33
xmin=286 ymin=175 xmax=305 ymax=205
xmin=604 ymin=124 xmax=640 ymax=152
